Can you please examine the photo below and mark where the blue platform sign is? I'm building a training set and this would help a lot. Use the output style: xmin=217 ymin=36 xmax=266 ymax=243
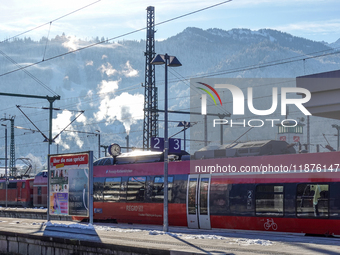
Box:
xmin=169 ymin=138 xmax=181 ymax=153
xmin=151 ymin=137 xmax=181 ymax=153
xmin=151 ymin=137 xmax=164 ymax=152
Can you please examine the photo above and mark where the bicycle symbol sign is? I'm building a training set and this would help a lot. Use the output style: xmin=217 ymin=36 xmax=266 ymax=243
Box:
xmin=264 ymin=218 xmax=278 ymax=231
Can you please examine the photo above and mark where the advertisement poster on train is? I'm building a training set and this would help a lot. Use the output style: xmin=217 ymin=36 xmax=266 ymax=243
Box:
xmin=49 ymin=152 xmax=93 ymax=217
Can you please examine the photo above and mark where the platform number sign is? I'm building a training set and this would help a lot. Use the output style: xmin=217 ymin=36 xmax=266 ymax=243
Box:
xmin=151 ymin=137 xmax=164 ymax=152
xmin=169 ymin=138 xmax=181 ymax=152
xmin=151 ymin=137 xmax=181 ymax=153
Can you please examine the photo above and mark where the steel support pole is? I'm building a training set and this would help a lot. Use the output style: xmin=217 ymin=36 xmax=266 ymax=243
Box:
xmin=4 ymin=126 xmax=7 ymax=208
xmin=184 ymin=127 xmax=186 ymax=151
xmin=163 ymin=54 xmax=169 ymax=232
xmin=47 ymin=100 xmax=53 ymax=221
xmin=98 ymin=133 xmax=101 ymax=158
xmin=204 ymin=115 xmax=208 ymax=147
xmin=337 ymin=128 xmax=340 ymax=151
xmin=89 ymin=151 xmax=94 ymax=225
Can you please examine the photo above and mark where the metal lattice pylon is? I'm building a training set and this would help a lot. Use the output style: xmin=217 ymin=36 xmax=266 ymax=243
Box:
xmin=1 ymin=116 xmax=15 ymax=175
xmin=143 ymin=6 xmax=158 ymax=150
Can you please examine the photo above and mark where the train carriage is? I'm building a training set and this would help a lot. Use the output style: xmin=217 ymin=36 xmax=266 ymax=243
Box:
xmin=88 ymin=142 xmax=340 ymax=236
xmin=33 ymin=170 xmax=48 ymax=208
xmin=31 ymin=140 xmax=340 ymax=235
xmin=0 ymin=178 xmax=34 ymax=207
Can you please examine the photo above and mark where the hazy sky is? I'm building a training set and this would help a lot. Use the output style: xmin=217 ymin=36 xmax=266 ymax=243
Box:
xmin=1 ymin=0 xmax=340 ymax=44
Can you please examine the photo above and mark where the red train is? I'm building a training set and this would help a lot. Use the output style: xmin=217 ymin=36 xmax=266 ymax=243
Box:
xmin=0 ymin=178 xmax=34 ymax=207
xmin=4 ymin=140 xmax=340 ymax=236
xmin=0 ymin=171 xmax=47 ymax=208
xmin=33 ymin=171 xmax=48 ymax=208
xmin=87 ymin=140 xmax=340 ymax=236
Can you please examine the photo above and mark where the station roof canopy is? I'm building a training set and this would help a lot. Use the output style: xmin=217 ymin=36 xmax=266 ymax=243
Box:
xmin=296 ymin=69 xmax=340 ymax=120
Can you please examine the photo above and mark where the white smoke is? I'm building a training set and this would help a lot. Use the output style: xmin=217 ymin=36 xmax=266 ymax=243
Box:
xmin=62 ymin=35 xmax=80 ymax=51
xmin=94 ymin=80 xmax=144 ymax=135
xmin=98 ymin=80 xmax=119 ymax=94
xmin=52 ymin=110 xmax=84 ymax=150
xmin=98 ymin=61 xmax=138 ymax=78
xmin=86 ymin=60 xmax=93 ymax=66
xmin=23 ymin=153 xmax=43 ymax=174
xmin=122 ymin=61 xmax=139 ymax=77
xmin=98 ymin=63 xmax=117 ymax=76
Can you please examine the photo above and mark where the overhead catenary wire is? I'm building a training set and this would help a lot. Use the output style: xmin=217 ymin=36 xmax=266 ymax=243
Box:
xmin=42 ymin=22 xmax=52 ymax=61
xmin=0 ymin=0 xmax=233 ymax=78
xmin=0 ymin=0 xmax=102 ymax=45
xmin=1 ymin=0 xmax=338 ymax=112
xmin=165 ymin=49 xmax=340 ymax=84
xmin=1 ymin=2 xmax=339 ymax=153
xmin=0 ymin=49 xmax=58 ymax=96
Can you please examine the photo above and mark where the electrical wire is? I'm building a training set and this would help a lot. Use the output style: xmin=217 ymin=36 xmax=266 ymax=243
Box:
xmin=0 ymin=0 xmax=102 ymax=45
xmin=0 ymin=0 xmax=233 ymax=78
xmin=0 ymin=49 xmax=58 ymax=96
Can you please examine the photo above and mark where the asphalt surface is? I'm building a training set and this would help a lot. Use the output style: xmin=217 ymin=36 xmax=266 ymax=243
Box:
xmin=0 ymin=217 xmax=339 ymax=254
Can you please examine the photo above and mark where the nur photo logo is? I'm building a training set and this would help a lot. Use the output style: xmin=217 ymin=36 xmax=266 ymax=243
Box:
xmin=195 ymin=79 xmax=312 ymax=128
xmin=196 ymin=82 xmax=223 ymax=115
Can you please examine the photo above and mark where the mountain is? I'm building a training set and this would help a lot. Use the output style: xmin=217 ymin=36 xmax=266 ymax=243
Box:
xmin=329 ymin=38 xmax=340 ymax=49
xmin=0 ymin=27 xmax=339 ymax=171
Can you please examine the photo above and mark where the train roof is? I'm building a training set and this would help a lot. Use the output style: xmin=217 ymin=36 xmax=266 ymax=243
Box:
xmin=94 ymin=150 xmax=190 ymax=166
xmin=194 ymin=140 xmax=296 ymax=159
xmin=93 ymin=140 xmax=296 ymax=165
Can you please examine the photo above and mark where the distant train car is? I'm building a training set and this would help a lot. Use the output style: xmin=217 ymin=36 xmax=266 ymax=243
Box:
xmin=33 ymin=170 xmax=48 ymax=208
xmin=0 ymin=178 xmax=34 ymax=207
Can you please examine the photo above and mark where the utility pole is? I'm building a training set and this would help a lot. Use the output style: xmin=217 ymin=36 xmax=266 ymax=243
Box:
xmin=1 ymin=124 xmax=8 ymax=207
xmin=0 ymin=92 xmax=60 ymax=222
xmin=125 ymin=134 xmax=130 ymax=152
xmin=332 ymin=124 xmax=340 ymax=151
xmin=143 ymin=6 xmax=158 ymax=150
xmin=100 ymin=145 xmax=109 ymax=157
xmin=0 ymin=116 xmax=15 ymax=176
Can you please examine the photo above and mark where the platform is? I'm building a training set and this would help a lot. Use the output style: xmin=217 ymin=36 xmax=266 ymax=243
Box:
xmin=0 ymin=217 xmax=339 ymax=254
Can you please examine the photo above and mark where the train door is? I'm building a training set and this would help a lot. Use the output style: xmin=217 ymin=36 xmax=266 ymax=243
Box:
xmin=186 ymin=174 xmax=211 ymax=229
xmin=17 ymin=182 xmax=22 ymax=202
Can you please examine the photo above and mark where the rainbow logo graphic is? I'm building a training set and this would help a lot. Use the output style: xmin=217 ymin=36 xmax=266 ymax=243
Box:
xmin=196 ymin=82 xmax=223 ymax=106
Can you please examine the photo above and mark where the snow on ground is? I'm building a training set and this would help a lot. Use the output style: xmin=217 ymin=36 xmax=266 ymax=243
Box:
xmin=0 ymin=207 xmax=46 ymax=210
xmin=229 ymin=238 xmax=273 ymax=246
xmin=41 ymin=222 xmax=274 ymax=246
xmin=44 ymin=221 xmax=95 ymax=230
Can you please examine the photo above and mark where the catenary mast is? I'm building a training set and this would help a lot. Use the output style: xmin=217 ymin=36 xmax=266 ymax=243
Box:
xmin=143 ymin=6 xmax=158 ymax=150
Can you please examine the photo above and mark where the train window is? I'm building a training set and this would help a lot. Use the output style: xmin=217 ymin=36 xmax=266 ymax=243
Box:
xmin=120 ymin=181 xmax=127 ymax=201
xmin=104 ymin=177 xmax=121 ymax=202
xmin=103 ymin=158 xmax=113 ymax=165
xmin=127 ymin=177 xmax=146 ymax=202
xmin=22 ymin=182 xmax=25 ymax=189
xmin=151 ymin=176 xmax=174 ymax=202
xmin=200 ymin=178 xmax=209 ymax=215
xmin=0 ymin=183 xmax=3 ymax=189
xmin=188 ymin=178 xmax=197 ymax=215
xmin=37 ymin=187 xmax=42 ymax=195
xmin=296 ymin=184 xmax=329 ymax=218
xmin=8 ymin=182 xmax=17 ymax=189
xmin=95 ymin=158 xmax=111 ymax=166
xmin=256 ymin=185 xmax=284 ymax=216
xmin=93 ymin=178 xmax=104 ymax=202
